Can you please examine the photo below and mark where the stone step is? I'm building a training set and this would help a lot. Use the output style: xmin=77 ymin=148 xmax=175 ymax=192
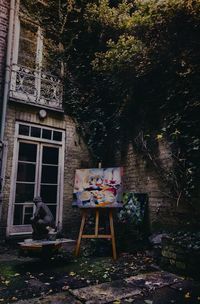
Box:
xmin=70 ymin=271 xmax=183 ymax=304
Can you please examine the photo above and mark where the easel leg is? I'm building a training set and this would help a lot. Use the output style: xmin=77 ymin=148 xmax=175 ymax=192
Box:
xmin=95 ymin=209 xmax=99 ymax=236
xmin=109 ymin=209 xmax=117 ymax=260
xmin=75 ymin=210 xmax=87 ymax=256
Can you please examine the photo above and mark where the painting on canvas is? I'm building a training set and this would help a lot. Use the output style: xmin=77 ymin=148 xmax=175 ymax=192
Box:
xmin=73 ymin=167 xmax=123 ymax=208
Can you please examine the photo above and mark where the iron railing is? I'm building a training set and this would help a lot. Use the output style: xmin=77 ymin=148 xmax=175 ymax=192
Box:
xmin=10 ymin=64 xmax=63 ymax=110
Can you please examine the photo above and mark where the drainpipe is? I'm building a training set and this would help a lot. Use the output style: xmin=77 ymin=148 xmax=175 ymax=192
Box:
xmin=0 ymin=0 xmax=16 ymax=223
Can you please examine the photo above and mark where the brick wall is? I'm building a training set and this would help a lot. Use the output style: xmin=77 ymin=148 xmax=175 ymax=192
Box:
xmin=0 ymin=0 xmax=9 ymax=105
xmin=0 ymin=103 xmax=92 ymax=238
xmin=115 ymin=141 xmax=191 ymax=231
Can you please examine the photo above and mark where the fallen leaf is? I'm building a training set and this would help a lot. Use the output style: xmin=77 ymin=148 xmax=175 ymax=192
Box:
xmin=144 ymin=300 xmax=153 ymax=304
xmin=125 ymin=299 xmax=133 ymax=303
xmin=185 ymin=292 xmax=190 ymax=299
xmin=45 ymin=282 xmax=50 ymax=285
xmin=29 ymin=275 xmax=35 ymax=279
xmin=69 ymin=272 xmax=76 ymax=276
xmin=14 ymin=273 xmax=20 ymax=277
xmin=11 ymin=297 xmax=18 ymax=301
xmin=113 ymin=300 xmax=121 ymax=304
xmin=47 ymin=289 xmax=53 ymax=293
xmin=4 ymin=280 xmax=10 ymax=285
xmin=156 ymin=134 xmax=163 ymax=140
xmin=62 ymin=285 xmax=69 ymax=291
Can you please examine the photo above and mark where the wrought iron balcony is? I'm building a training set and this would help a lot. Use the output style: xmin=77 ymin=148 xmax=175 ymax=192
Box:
xmin=9 ymin=64 xmax=63 ymax=111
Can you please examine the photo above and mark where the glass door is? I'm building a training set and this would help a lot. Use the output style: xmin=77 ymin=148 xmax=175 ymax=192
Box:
xmin=12 ymin=141 xmax=61 ymax=231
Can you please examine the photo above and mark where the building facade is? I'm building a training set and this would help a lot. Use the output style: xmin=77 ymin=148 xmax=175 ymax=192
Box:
xmin=0 ymin=0 xmax=91 ymax=239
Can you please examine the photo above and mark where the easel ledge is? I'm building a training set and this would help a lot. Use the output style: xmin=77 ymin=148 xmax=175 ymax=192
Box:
xmin=75 ymin=207 xmax=117 ymax=260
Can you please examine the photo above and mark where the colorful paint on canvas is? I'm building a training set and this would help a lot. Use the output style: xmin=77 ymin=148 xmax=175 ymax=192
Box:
xmin=73 ymin=167 xmax=123 ymax=207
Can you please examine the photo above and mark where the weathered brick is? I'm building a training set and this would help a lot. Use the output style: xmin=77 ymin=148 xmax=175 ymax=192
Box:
xmin=0 ymin=103 xmax=92 ymax=239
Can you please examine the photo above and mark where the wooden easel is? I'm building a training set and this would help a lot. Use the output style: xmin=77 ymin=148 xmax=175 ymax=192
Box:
xmin=75 ymin=162 xmax=117 ymax=260
xmin=75 ymin=208 xmax=117 ymax=260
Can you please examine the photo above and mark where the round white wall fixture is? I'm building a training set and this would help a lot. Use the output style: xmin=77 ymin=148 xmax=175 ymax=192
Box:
xmin=39 ymin=109 xmax=47 ymax=119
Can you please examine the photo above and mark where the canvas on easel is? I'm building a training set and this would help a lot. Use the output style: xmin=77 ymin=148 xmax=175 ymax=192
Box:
xmin=73 ymin=167 xmax=123 ymax=208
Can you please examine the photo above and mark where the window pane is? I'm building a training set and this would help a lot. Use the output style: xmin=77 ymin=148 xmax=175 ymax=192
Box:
xmin=18 ymin=21 xmax=37 ymax=69
xmin=53 ymin=131 xmax=62 ymax=141
xmin=42 ymin=146 xmax=58 ymax=164
xmin=15 ymin=183 xmax=35 ymax=203
xmin=43 ymin=36 xmax=61 ymax=76
xmin=13 ymin=204 xmax=23 ymax=225
xmin=13 ymin=204 xmax=33 ymax=225
xmin=41 ymin=165 xmax=58 ymax=183
xmin=31 ymin=127 xmax=41 ymax=138
xmin=40 ymin=185 xmax=57 ymax=203
xmin=17 ymin=163 xmax=36 ymax=182
xmin=42 ymin=129 xmax=52 ymax=140
xmin=19 ymin=124 xmax=29 ymax=136
xmin=24 ymin=206 xmax=34 ymax=225
xmin=47 ymin=205 xmax=56 ymax=220
xmin=18 ymin=143 xmax=37 ymax=162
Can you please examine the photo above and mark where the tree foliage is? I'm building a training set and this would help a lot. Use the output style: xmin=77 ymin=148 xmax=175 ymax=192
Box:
xmin=22 ymin=0 xmax=200 ymax=207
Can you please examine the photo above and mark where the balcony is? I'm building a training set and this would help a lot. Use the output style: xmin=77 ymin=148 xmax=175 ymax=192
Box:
xmin=9 ymin=64 xmax=63 ymax=111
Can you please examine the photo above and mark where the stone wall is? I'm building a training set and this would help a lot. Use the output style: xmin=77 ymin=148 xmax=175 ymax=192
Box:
xmin=0 ymin=102 xmax=92 ymax=238
xmin=161 ymin=234 xmax=200 ymax=279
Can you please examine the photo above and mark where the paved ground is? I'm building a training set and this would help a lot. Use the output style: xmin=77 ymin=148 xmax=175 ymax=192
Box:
xmin=0 ymin=244 xmax=200 ymax=304
xmin=13 ymin=271 xmax=200 ymax=304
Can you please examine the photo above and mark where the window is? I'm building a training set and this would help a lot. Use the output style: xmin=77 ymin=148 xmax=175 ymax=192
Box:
xmin=18 ymin=124 xmax=63 ymax=142
xmin=17 ymin=19 xmax=61 ymax=76
xmin=18 ymin=21 xmax=37 ymax=69
xmin=10 ymin=14 xmax=63 ymax=109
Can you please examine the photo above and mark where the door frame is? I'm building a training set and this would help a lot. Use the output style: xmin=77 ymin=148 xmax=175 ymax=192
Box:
xmin=7 ymin=122 xmax=65 ymax=236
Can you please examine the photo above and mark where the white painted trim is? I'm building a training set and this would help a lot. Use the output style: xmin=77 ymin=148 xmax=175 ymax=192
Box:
xmin=9 ymin=232 xmax=32 ymax=236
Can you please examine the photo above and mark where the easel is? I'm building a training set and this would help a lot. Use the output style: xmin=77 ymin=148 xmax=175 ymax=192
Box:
xmin=75 ymin=162 xmax=117 ymax=260
xmin=75 ymin=207 xmax=117 ymax=260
